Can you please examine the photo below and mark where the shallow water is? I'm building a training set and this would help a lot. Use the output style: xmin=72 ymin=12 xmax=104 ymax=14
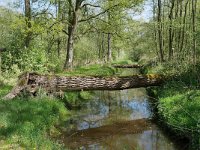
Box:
xmin=61 ymin=69 xmax=182 ymax=150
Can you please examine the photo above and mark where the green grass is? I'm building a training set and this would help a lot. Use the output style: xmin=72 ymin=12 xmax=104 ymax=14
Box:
xmin=156 ymin=84 xmax=200 ymax=149
xmin=112 ymin=59 xmax=136 ymax=65
xmin=0 ymin=85 xmax=70 ymax=149
xmin=60 ymin=64 xmax=116 ymax=76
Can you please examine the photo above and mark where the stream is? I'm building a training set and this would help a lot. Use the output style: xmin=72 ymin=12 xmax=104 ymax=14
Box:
xmin=61 ymin=69 xmax=184 ymax=150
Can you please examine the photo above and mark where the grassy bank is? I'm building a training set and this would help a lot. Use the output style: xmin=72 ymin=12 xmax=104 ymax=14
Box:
xmin=148 ymin=63 xmax=200 ymax=149
xmin=0 ymin=85 xmax=70 ymax=149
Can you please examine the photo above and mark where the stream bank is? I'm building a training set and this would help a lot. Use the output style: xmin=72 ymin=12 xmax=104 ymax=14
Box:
xmin=148 ymin=83 xmax=200 ymax=150
xmin=141 ymin=62 xmax=200 ymax=150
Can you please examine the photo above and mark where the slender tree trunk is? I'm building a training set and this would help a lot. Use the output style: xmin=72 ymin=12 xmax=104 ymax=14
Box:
xmin=57 ymin=39 xmax=61 ymax=58
xmin=162 ymin=0 xmax=165 ymax=53
xmin=168 ymin=0 xmax=175 ymax=60
xmin=152 ymin=0 xmax=159 ymax=57
xmin=102 ymin=33 xmax=105 ymax=62
xmin=180 ymin=0 xmax=189 ymax=53
xmin=107 ymin=0 xmax=112 ymax=62
xmin=107 ymin=33 xmax=112 ymax=62
xmin=56 ymin=0 xmax=61 ymax=58
xmin=177 ymin=0 xmax=183 ymax=52
xmin=157 ymin=0 xmax=164 ymax=62
xmin=97 ymin=32 xmax=102 ymax=60
xmin=24 ymin=0 xmax=31 ymax=48
xmin=192 ymin=0 xmax=197 ymax=64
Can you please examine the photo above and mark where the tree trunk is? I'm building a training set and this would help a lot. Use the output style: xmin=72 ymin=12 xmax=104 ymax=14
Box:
xmin=24 ymin=0 xmax=32 ymax=48
xmin=102 ymin=33 xmax=106 ymax=62
xmin=152 ymin=0 xmax=159 ymax=57
xmin=180 ymin=0 xmax=189 ymax=53
xmin=192 ymin=0 xmax=197 ymax=64
xmin=3 ymin=72 xmax=163 ymax=100
xmin=57 ymin=38 xmax=61 ymax=58
xmin=107 ymin=0 xmax=112 ymax=62
xmin=157 ymin=0 xmax=164 ymax=62
xmin=64 ymin=0 xmax=80 ymax=70
xmin=168 ymin=0 xmax=175 ymax=60
xmin=64 ymin=25 xmax=76 ymax=69
xmin=107 ymin=33 xmax=112 ymax=62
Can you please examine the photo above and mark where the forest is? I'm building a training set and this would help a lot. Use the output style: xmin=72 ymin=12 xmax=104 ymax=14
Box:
xmin=0 ymin=0 xmax=200 ymax=149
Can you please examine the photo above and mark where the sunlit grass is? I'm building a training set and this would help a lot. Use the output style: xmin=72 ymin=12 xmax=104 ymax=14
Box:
xmin=0 ymin=85 xmax=70 ymax=149
xmin=112 ymin=59 xmax=135 ymax=65
xmin=60 ymin=64 xmax=116 ymax=76
xmin=155 ymin=81 xmax=200 ymax=149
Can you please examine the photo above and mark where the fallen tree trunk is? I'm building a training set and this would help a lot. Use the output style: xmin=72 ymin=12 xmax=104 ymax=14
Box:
xmin=113 ymin=64 xmax=143 ymax=68
xmin=3 ymin=72 xmax=163 ymax=100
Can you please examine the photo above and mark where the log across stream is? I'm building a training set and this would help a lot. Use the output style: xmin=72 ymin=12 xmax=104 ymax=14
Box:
xmin=4 ymin=72 xmax=163 ymax=100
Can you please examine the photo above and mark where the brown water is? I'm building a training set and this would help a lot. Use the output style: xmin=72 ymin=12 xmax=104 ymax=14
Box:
xmin=62 ymin=69 xmax=182 ymax=150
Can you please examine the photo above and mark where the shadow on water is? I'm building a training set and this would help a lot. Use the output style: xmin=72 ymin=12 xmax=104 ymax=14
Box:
xmin=61 ymin=69 xmax=187 ymax=150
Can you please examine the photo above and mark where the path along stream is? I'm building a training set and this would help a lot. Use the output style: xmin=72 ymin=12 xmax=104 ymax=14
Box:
xmin=61 ymin=69 xmax=185 ymax=150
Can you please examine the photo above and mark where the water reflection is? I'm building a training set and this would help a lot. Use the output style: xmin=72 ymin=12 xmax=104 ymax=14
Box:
xmin=67 ymin=89 xmax=149 ymax=129
xmin=62 ymin=88 xmax=179 ymax=150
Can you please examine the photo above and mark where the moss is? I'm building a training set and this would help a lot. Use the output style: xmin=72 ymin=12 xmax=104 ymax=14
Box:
xmin=18 ymin=78 xmax=27 ymax=86
xmin=146 ymin=74 xmax=161 ymax=79
xmin=79 ymin=91 xmax=93 ymax=100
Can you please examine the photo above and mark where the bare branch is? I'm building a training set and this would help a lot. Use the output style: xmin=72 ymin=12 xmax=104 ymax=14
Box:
xmin=81 ymin=3 xmax=100 ymax=8
xmin=62 ymin=29 xmax=69 ymax=35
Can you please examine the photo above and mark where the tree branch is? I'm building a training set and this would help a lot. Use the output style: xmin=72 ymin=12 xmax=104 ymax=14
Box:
xmin=81 ymin=3 xmax=100 ymax=8
xmin=78 ymin=4 xmax=120 ymax=23
xmin=62 ymin=29 xmax=69 ymax=35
